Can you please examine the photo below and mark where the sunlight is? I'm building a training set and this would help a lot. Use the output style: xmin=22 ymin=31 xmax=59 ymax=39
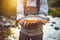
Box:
xmin=8 ymin=0 xmax=17 ymax=8
xmin=1 ymin=0 xmax=17 ymax=16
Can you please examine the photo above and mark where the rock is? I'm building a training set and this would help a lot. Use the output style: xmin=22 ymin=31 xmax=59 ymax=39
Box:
xmin=54 ymin=27 xmax=60 ymax=30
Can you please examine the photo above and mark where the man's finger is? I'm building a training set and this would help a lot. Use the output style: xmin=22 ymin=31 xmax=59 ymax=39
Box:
xmin=38 ymin=20 xmax=47 ymax=25
xmin=23 ymin=20 xmax=27 ymax=27
xmin=38 ymin=20 xmax=43 ymax=25
xmin=41 ymin=20 xmax=47 ymax=25
xmin=19 ymin=20 xmax=25 ymax=25
xmin=23 ymin=20 xmax=30 ymax=27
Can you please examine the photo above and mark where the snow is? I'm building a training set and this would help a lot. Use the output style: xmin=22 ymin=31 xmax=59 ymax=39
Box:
xmin=43 ymin=16 xmax=60 ymax=40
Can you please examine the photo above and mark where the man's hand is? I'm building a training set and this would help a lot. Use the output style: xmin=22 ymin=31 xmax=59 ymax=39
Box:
xmin=37 ymin=19 xmax=47 ymax=25
xmin=18 ymin=19 xmax=47 ymax=27
xmin=19 ymin=20 xmax=29 ymax=27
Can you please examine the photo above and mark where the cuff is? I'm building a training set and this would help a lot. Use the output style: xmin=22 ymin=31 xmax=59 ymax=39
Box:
xmin=38 ymin=13 xmax=49 ymax=21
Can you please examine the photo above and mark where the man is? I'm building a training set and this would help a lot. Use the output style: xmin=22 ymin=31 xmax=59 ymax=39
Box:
xmin=17 ymin=0 xmax=48 ymax=40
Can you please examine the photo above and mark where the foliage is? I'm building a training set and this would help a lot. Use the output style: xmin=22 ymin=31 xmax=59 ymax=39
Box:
xmin=48 ymin=0 xmax=60 ymax=17
xmin=49 ymin=0 xmax=60 ymax=7
xmin=49 ymin=8 xmax=60 ymax=17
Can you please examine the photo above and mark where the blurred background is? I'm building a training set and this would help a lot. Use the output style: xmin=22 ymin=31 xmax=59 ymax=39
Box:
xmin=0 ymin=0 xmax=60 ymax=17
xmin=48 ymin=0 xmax=60 ymax=17
xmin=0 ymin=0 xmax=17 ymax=17
xmin=0 ymin=0 xmax=60 ymax=40
xmin=0 ymin=0 xmax=17 ymax=40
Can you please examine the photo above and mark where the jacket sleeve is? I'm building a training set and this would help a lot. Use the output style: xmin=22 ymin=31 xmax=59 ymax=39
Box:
xmin=17 ymin=0 xmax=24 ymax=21
xmin=38 ymin=0 xmax=48 ymax=16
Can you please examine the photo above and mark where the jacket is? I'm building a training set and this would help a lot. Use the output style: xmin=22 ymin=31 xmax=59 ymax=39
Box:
xmin=17 ymin=0 xmax=48 ymax=36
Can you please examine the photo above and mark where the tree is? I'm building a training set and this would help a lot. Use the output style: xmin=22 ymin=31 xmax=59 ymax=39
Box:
xmin=49 ymin=0 xmax=60 ymax=7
